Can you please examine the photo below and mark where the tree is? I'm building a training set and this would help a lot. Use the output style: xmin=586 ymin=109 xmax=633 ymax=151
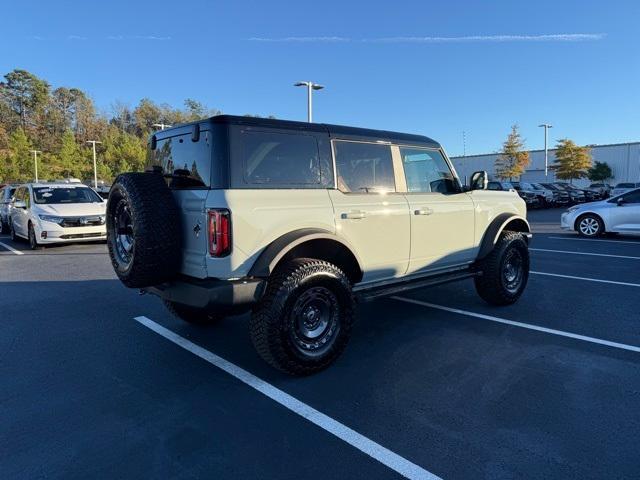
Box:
xmin=5 ymin=127 xmax=33 ymax=181
xmin=495 ymin=125 xmax=530 ymax=180
xmin=587 ymin=161 xmax=613 ymax=182
xmin=0 ymin=69 xmax=50 ymax=129
xmin=55 ymin=129 xmax=84 ymax=178
xmin=553 ymin=139 xmax=592 ymax=183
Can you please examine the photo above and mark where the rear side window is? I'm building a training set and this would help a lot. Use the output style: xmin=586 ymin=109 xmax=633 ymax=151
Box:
xmin=240 ymin=130 xmax=321 ymax=186
xmin=147 ymin=131 xmax=212 ymax=189
xmin=334 ymin=141 xmax=395 ymax=193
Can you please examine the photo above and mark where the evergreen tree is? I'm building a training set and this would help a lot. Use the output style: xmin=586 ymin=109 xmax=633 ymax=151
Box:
xmin=587 ymin=161 xmax=613 ymax=182
xmin=7 ymin=127 xmax=33 ymax=181
xmin=495 ymin=125 xmax=530 ymax=180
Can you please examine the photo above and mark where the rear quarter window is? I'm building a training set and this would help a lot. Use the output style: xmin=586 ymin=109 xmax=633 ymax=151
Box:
xmin=231 ymin=129 xmax=332 ymax=189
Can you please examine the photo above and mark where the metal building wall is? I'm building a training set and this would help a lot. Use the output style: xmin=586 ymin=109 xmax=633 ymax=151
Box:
xmin=451 ymin=142 xmax=640 ymax=187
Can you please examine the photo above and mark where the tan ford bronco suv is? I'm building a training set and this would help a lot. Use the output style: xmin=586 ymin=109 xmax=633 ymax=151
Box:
xmin=107 ymin=115 xmax=531 ymax=375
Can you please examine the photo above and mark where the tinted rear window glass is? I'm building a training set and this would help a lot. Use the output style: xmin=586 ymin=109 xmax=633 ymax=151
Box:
xmin=334 ymin=141 xmax=395 ymax=193
xmin=240 ymin=130 xmax=321 ymax=186
xmin=147 ymin=131 xmax=212 ymax=189
xmin=616 ymin=183 xmax=635 ymax=188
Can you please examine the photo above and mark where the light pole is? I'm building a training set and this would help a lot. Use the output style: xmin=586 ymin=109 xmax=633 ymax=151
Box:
xmin=86 ymin=140 xmax=102 ymax=188
xmin=152 ymin=123 xmax=172 ymax=130
xmin=294 ymin=81 xmax=324 ymax=122
xmin=538 ymin=123 xmax=553 ymax=178
xmin=30 ymin=150 xmax=42 ymax=182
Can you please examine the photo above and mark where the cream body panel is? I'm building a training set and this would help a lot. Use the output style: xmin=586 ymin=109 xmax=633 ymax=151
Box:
xmin=405 ymin=191 xmax=476 ymax=273
xmin=328 ymin=190 xmax=410 ymax=283
xmin=468 ymin=190 xmax=527 ymax=246
xmin=204 ymin=189 xmax=335 ymax=279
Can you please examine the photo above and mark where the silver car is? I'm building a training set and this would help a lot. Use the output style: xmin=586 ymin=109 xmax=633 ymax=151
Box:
xmin=561 ymin=187 xmax=640 ymax=237
xmin=0 ymin=185 xmax=18 ymax=234
xmin=611 ymin=182 xmax=640 ymax=197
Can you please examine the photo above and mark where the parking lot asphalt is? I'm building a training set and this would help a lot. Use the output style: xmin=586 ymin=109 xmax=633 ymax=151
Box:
xmin=1 ymin=208 xmax=639 ymax=479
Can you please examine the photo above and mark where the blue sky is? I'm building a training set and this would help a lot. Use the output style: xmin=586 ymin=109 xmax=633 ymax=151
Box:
xmin=2 ymin=0 xmax=638 ymax=156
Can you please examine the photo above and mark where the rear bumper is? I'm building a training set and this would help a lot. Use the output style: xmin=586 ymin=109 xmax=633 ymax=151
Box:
xmin=143 ymin=277 xmax=266 ymax=312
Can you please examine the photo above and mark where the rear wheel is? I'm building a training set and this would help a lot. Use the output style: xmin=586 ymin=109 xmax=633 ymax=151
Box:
xmin=576 ymin=213 xmax=604 ymax=238
xmin=163 ymin=300 xmax=223 ymax=325
xmin=249 ymin=258 xmax=355 ymax=376
xmin=474 ymin=231 xmax=530 ymax=306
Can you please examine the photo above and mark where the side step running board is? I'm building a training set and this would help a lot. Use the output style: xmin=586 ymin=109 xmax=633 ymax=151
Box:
xmin=356 ymin=270 xmax=480 ymax=302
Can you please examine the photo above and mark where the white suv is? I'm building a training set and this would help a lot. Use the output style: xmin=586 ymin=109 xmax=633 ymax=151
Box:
xmin=9 ymin=183 xmax=107 ymax=249
xmin=106 ymin=115 xmax=531 ymax=375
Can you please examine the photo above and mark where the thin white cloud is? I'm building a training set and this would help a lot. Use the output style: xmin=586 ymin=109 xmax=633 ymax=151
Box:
xmin=248 ymin=36 xmax=350 ymax=43
xmin=249 ymin=33 xmax=606 ymax=43
xmin=107 ymin=35 xmax=171 ymax=41
xmin=67 ymin=35 xmax=87 ymax=41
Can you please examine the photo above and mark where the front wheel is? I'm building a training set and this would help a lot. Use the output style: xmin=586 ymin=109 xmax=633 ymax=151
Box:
xmin=474 ymin=231 xmax=530 ymax=306
xmin=249 ymin=258 xmax=355 ymax=376
xmin=576 ymin=214 xmax=604 ymax=238
xmin=28 ymin=224 xmax=43 ymax=250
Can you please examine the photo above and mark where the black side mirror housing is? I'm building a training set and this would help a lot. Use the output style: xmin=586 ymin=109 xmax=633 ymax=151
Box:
xmin=469 ymin=171 xmax=488 ymax=190
xmin=616 ymin=197 xmax=625 ymax=206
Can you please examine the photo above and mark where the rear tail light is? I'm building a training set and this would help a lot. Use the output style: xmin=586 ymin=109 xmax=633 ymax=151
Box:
xmin=208 ymin=209 xmax=231 ymax=257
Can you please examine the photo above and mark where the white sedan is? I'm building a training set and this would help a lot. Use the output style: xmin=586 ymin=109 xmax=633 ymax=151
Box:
xmin=9 ymin=183 xmax=107 ymax=249
xmin=561 ymin=187 xmax=640 ymax=237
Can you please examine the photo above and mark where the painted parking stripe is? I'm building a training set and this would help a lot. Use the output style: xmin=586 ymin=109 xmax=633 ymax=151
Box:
xmin=546 ymin=236 xmax=640 ymax=245
xmin=0 ymin=241 xmax=24 ymax=255
xmin=391 ymin=297 xmax=640 ymax=354
xmin=134 ymin=316 xmax=441 ymax=480
xmin=530 ymin=248 xmax=640 ymax=260
xmin=531 ymin=270 xmax=640 ymax=288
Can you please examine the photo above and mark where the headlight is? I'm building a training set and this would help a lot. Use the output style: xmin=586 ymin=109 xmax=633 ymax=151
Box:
xmin=39 ymin=214 xmax=64 ymax=224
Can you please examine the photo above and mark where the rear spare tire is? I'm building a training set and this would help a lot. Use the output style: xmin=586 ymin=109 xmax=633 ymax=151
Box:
xmin=107 ymin=172 xmax=182 ymax=288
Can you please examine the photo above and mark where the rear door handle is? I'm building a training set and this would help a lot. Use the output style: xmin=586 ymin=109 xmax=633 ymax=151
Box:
xmin=414 ymin=208 xmax=433 ymax=216
xmin=342 ymin=210 xmax=367 ymax=220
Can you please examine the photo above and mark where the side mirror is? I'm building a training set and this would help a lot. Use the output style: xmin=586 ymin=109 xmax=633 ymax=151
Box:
xmin=616 ymin=197 xmax=625 ymax=206
xmin=14 ymin=200 xmax=26 ymax=209
xmin=469 ymin=171 xmax=488 ymax=191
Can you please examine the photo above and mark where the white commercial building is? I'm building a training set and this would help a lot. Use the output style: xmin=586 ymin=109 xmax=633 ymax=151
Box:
xmin=450 ymin=141 xmax=640 ymax=188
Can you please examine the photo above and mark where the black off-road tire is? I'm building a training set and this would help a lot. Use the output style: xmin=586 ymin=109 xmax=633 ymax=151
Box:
xmin=163 ymin=300 xmax=223 ymax=325
xmin=575 ymin=213 xmax=604 ymax=238
xmin=474 ymin=231 xmax=530 ymax=306
xmin=107 ymin=172 xmax=182 ymax=288
xmin=249 ymin=258 xmax=355 ymax=376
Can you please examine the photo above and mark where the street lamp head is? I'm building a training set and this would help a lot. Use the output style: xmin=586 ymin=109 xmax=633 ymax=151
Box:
xmin=294 ymin=82 xmax=309 ymax=87
xmin=538 ymin=124 xmax=553 ymax=128
xmin=311 ymin=84 xmax=324 ymax=90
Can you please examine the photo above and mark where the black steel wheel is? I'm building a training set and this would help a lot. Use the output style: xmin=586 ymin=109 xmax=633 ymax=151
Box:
xmin=474 ymin=231 xmax=530 ymax=306
xmin=249 ymin=258 xmax=355 ymax=376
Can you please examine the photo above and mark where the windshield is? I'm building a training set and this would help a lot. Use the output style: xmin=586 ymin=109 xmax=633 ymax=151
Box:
xmin=33 ymin=186 xmax=103 ymax=204
xmin=501 ymin=182 xmax=514 ymax=189
xmin=521 ymin=182 xmax=534 ymax=189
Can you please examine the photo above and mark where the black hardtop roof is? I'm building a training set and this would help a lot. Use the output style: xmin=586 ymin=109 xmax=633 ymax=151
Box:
xmin=154 ymin=114 xmax=440 ymax=148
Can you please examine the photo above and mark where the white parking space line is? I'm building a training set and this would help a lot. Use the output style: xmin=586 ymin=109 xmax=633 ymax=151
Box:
xmin=391 ymin=297 xmax=640 ymax=354
xmin=530 ymin=248 xmax=640 ymax=260
xmin=531 ymin=271 xmax=640 ymax=288
xmin=134 ymin=316 xmax=441 ymax=480
xmin=0 ymin=241 xmax=24 ymax=255
xmin=546 ymin=236 xmax=640 ymax=245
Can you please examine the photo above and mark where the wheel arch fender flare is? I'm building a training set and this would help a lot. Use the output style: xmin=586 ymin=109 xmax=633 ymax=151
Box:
xmin=476 ymin=213 xmax=531 ymax=261
xmin=248 ymin=228 xmax=364 ymax=282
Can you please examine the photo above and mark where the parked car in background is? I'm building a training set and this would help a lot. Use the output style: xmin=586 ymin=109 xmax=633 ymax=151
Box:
xmin=486 ymin=181 xmax=515 ymax=192
xmin=9 ymin=183 xmax=107 ymax=249
xmin=588 ymin=183 xmax=612 ymax=198
xmin=561 ymin=187 xmax=640 ymax=237
xmin=611 ymin=182 xmax=640 ymax=197
xmin=514 ymin=181 xmax=553 ymax=208
xmin=553 ymin=183 xmax=586 ymax=204
xmin=510 ymin=182 xmax=540 ymax=208
xmin=538 ymin=183 xmax=571 ymax=206
xmin=0 ymin=184 xmax=18 ymax=233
